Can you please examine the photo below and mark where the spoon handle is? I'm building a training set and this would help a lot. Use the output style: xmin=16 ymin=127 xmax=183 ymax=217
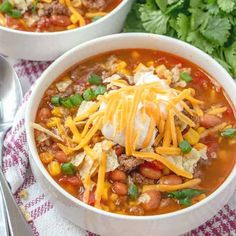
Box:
xmin=0 ymin=132 xmax=4 ymax=166
xmin=0 ymin=132 xmax=33 ymax=236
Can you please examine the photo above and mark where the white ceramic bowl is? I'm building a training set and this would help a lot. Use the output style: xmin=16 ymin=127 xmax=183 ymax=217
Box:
xmin=0 ymin=0 xmax=132 ymax=61
xmin=25 ymin=33 xmax=236 ymax=236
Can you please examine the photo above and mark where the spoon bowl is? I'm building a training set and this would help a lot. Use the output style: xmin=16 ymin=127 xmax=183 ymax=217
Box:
xmin=0 ymin=56 xmax=23 ymax=128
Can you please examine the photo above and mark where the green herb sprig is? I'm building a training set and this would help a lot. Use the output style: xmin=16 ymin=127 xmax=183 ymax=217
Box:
xmin=124 ymin=0 xmax=236 ymax=78
xmin=168 ymin=189 xmax=204 ymax=206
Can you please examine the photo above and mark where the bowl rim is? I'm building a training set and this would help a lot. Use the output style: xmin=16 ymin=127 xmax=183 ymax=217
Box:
xmin=25 ymin=32 xmax=236 ymax=221
xmin=0 ymin=0 xmax=129 ymax=36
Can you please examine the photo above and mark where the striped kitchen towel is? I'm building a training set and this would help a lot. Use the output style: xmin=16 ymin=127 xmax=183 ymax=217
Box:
xmin=2 ymin=59 xmax=236 ymax=236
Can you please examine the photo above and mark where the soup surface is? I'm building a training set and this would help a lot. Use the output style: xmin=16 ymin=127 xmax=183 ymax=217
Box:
xmin=33 ymin=49 xmax=236 ymax=216
xmin=0 ymin=0 xmax=122 ymax=31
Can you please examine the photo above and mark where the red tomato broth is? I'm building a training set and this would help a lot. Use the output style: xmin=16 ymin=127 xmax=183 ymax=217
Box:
xmin=34 ymin=49 xmax=236 ymax=216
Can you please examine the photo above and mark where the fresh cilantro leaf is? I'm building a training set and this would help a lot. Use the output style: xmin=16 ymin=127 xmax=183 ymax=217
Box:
xmin=168 ymin=189 xmax=204 ymax=206
xmin=227 ymin=15 xmax=236 ymax=26
xmin=224 ymin=42 xmax=236 ymax=77
xmin=176 ymin=13 xmax=189 ymax=40
xmin=190 ymin=9 xmax=208 ymax=31
xmin=122 ymin=0 xmax=236 ymax=78
xmin=168 ymin=189 xmax=204 ymax=199
xmin=189 ymin=0 xmax=202 ymax=8
xmin=200 ymin=16 xmax=231 ymax=46
xmin=204 ymin=2 xmax=220 ymax=15
xmin=139 ymin=6 xmax=169 ymax=34
xmin=166 ymin=27 xmax=177 ymax=37
xmin=169 ymin=17 xmax=177 ymax=31
xmin=146 ymin=0 xmax=157 ymax=10
xmin=217 ymin=0 xmax=235 ymax=13
xmin=167 ymin=0 xmax=179 ymax=4
xmin=123 ymin=4 xmax=145 ymax=32
xmin=155 ymin=0 xmax=167 ymax=12
xmin=187 ymin=31 xmax=214 ymax=54
xmin=165 ymin=0 xmax=184 ymax=14
xmin=179 ymin=197 xmax=192 ymax=206
xmin=213 ymin=55 xmax=232 ymax=72
xmin=221 ymin=128 xmax=236 ymax=138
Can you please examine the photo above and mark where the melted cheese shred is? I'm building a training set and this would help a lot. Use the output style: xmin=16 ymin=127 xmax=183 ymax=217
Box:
xmin=133 ymin=151 xmax=193 ymax=179
xmin=142 ymin=178 xmax=201 ymax=192
xmin=73 ymin=117 xmax=103 ymax=151
xmin=83 ymin=175 xmax=91 ymax=204
xmin=34 ymin=76 xmax=207 ymax=189
xmin=95 ymin=152 xmax=107 ymax=208
xmin=76 ymin=82 xmax=198 ymax=154
xmin=65 ymin=0 xmax=85 ymax=27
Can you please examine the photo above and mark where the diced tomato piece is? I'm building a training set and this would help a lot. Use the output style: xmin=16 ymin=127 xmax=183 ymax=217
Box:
xmin=6 ymin=16 xmax=21 ymax=29
xmin=225 ymin=106 xmax=233 ymax=118
xmin=156 ymin=57 xmax=168 ymax=65
xmin=88 ymin=191 xmax=95 ymax=206
xmin=59 ymin=176 xmax=82 ymax=187
xmin=193 ymin=70 xmax=209 ymax=87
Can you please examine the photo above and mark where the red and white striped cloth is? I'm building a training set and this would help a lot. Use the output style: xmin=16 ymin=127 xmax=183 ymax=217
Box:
xmin=2 ymin=59 xmax=236 ymax=236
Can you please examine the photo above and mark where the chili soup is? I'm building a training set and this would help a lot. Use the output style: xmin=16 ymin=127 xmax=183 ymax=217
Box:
xmin=32 ymin=49 xmax=236 ymax=216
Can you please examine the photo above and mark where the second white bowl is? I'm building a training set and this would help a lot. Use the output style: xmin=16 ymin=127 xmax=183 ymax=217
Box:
xmin=0 ymin=0 xmax=133 ymax=61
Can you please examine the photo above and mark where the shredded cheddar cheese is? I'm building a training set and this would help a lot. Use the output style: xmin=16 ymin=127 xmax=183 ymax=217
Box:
xmin=85 ymin=12 xmax=107 ymax=18
xmin=142 ymin=178 xmax=201 ymax=192
xmin=207 ymin=106 xmax=227 ymax=115
xmin=95 ymin=152 xmax=107 ymax=208
xmin=83 ymin=175 xmax=91 ymax=204
xmin=65 ymin=0 xmax=85 ymax=26
xmin=133 ymin=151 xmax=193 ymax=179
xmin=73 ymin=118 xmax=103 ymax=150
xmin=155 ymin=147 xmax=181 ymax=155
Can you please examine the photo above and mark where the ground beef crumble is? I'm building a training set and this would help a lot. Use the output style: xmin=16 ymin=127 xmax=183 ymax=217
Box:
xmin=40 ymin=1 xmax=70 ymax=16
xmin=118 ymin=154 xmax=144 ymax=173
xmin=82 ymin=0 xmax=108 ymax=11
xmin=130 ymin=171 xmax=157 ymax=185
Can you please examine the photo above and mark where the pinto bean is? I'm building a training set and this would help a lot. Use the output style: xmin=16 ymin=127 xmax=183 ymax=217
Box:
xmin=111 ymin=182 xmax=128 ymax=195
xmin=142 ymin=190 xmax=161 ymax=211
xmin=54 ymin=151 xmax=68 ymax=163
xmin=50 ymin=15 xmax=71 ymax=27
xmin=110 ymin=170 xmax=127 ymax=183
xmin=37 ymin=107 xmax=51 ymax=121
xmin=160 ymin=174 xmax=183 ymax=185
xmin=200 ymin=114 xmax=222 ymax=128
xmin=139 ymin=166 xmax=162 ymax=180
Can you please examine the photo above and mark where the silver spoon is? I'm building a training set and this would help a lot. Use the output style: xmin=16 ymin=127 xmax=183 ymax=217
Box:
xmin=0 ymin=55 xmax=33 ymax=236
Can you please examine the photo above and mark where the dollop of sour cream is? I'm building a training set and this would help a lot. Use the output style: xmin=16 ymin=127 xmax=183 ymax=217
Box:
xmin=101 ymin=67 xmax=182 ymax=150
